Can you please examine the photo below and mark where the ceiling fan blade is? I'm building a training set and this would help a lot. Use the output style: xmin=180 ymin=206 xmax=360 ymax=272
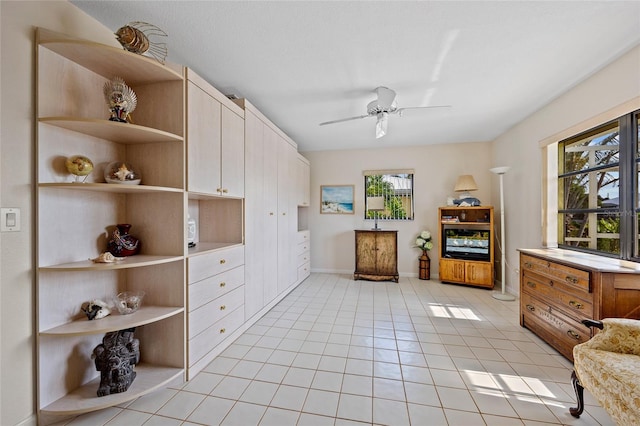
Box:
xmin=396 ymin=105 xmax=452 ymax=115
xmin=375 ymin=86 xmax=397 ymax=109
xmin=319 ymin=114 xmax=371 ymax=126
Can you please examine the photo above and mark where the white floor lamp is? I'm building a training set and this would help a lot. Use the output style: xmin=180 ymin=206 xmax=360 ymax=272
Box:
xmin=490 ymin=166 xmax=516 ymax=301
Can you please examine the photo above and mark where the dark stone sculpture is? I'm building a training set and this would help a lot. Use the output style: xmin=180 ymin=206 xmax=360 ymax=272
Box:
xmin=92 ymin=327 xmax=140 ymax=397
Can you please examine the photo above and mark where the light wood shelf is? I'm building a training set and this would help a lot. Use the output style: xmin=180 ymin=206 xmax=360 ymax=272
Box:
xmin=40 ymin=306 xmax=184 ymax=336
xmin=38 ymin=182 xmax=183 ymax=194
xmin=37 ymin=28 xmax=183 ymax=85
xmin=188 ymin=242 xmax=243 ymax=257
xmin=39 ymin=117 xmax=183 ymax=144
xmin=39 ymin=255 xmax=183 ymax=271
xmin=40 ymin=364 xmax=183 ymax=416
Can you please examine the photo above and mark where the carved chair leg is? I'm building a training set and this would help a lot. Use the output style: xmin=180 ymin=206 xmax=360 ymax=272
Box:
xmin=570 ymin=370 xmax=585 ymax=418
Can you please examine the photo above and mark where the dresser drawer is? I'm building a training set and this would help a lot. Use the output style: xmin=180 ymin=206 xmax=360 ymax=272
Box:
xmin=521 ymin=254 xmax=590 ymax=292
xmin=297 ymin=230 xmax=310 ymax=245
xmin=189 ymin=285 xmax=245 ymax=339
xmin=188 ymin=305 xmax=244 ymax=367
xmin=298 ymin=261 xmax=310 ymax=281
xmin=521 ymin=270 xmax=593 ymax=318
xmin=188 ymin=245 xmax=245 ymax=284
xmin=521 ymin=292 xmax=590 ymax=359
xmin=297 ymin=240 xmax=310 ymax=256
xmin=189 ymin=265 xmax=244 ymax=312
xmin=297 ymin=251 xmax=310 ymax=268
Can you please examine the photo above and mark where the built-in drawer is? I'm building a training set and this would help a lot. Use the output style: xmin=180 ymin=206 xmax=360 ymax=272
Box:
xmin=521 ymin=292 xmax=591 ymax=360
xmin=189 ymin=285 xmax=244 ymax=339
xmin=298 ymin=262 xmax=310 ymax=281
xmin=189 ymin=265 xmax=244 ymax=312
xmin=521 ymin=254 xmax=590 ymax=293
xmin=521 ymin=270 xmax=593 ymax=319
xmin=188 ymin=305 xmax=244 ymax=367
xmin=297 ymin=230 xmax=310 ymax=245
xmin=188 ymin=245 xmax=245 ymax=284
xmin=297 ymin=251 xmax=310 ymax=268
xmin=297 ymin=240 xmax=310 ymax=256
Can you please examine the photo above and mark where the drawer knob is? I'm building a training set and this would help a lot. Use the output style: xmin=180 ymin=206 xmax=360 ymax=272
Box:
xmin=569 ymin=300 xmax=584 ymax=309
xmin=526 ymin=281 xmax=536 ymax=289
xmin=219 ymin=328 xmax=226 ymax=333
xmin=220 ymin=259 xmax=226 ymax=264
xmin=567 ymin=330 xmax=581 ymax=340
xmin=566 ymin=275 xmax=578 ymax=284
xmin=219 ymin=282 xmax=226 ymax=287
xmin=222 ymin=189 xmax=228 ymax=194
xmin=526 ymin=304 xmax=535 ymax=312
xmin=524 ymin=262 xmax=532 ymax=269
xmin=220 ymin=305 xmax=226 ymax=310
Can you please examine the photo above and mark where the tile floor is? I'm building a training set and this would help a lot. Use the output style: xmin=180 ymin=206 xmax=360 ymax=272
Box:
xmin=57 ymin=273 xmax=614 ymax=425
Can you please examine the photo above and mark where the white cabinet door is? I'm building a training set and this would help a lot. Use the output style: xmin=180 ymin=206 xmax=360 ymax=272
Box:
xmin=221 ymin=106 xmax=245 ymax=198
xmin=277 ymin=139 xmax=298 ymax=294
xmin=187 ymin=80 xmax=221 ymax=194
xmin=244 ymin=110 xmax=266 ymax=319
xmin=263 ymin=125 xmax=280 ymax=303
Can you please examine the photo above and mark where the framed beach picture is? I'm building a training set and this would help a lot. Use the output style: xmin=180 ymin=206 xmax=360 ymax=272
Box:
xmin=320 ymin=185 xmax=354 ymax=214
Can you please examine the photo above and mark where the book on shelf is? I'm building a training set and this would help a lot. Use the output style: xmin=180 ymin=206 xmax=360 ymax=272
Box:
xmin=441 ymin=215 xmax=459 ymax=223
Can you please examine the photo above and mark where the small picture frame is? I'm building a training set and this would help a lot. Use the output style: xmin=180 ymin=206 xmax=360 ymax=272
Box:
xmin=320 ymin=185 xmax=354 ymax=214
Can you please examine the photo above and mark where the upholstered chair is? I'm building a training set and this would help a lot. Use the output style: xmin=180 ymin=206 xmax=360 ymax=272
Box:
xmin=570 ymin=318 xmax=640 ymax=425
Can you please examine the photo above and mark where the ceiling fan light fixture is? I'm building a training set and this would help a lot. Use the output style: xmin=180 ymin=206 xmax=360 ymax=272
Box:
xmin=375 ymin=112 xmax=388 ymax=138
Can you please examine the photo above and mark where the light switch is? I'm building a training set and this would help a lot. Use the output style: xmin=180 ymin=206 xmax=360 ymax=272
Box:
xmin=1 ymin=208 xmax=21 ymax=232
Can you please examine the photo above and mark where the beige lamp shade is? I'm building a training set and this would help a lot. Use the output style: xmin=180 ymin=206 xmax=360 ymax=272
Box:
xmin=454 ymin=175 xmax=478 ymax=192
xmin=367 ymin=196 xmax=385 ymax=211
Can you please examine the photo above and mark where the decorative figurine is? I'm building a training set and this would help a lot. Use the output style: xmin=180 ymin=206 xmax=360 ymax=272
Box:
xmin=92 ymin=328 xmax=140 ymax=396
xmin=107 ymin=224 xmax=141 ymax=256
xmin=65 ymin=155 xmax=94 ymax=183
xmin=103 ymin=77 xmax=137 ymax=123
xmin=81 ymin=299 xmax=112 ymax=320
xmin=115 ymin=21 xmax=168 ymax=65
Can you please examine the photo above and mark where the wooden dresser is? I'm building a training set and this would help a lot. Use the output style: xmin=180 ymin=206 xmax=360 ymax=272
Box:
xmin=519 ymin=248 xmax=640 ymax=361
xmin=354 ymin=230 xmax=399 ymax=282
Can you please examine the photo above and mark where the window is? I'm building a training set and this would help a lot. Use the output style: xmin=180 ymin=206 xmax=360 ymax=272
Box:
xmin=557 ymin=110 xmax=639 ymax=259
xmin=364 ymin=170 xmax=414 ymax=221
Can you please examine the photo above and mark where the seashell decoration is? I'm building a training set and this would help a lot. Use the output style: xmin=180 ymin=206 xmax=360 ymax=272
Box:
xmin=115 ymin=21 xmax=168 ymax=65
xmin=90 ymin=252 xmax=125 ymax=263
xmin=103 ymin=77 xmax=137 ymax=123
xmin=81 ymin=299 xmax=112 ymax=320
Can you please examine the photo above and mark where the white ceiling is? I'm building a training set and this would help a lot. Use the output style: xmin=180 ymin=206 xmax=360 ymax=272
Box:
xmin=71 ymin=1 xmax=640 ymax=152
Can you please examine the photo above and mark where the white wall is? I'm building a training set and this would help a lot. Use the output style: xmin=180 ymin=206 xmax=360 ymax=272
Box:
xmin=303 ymin=142 xmax=493 ymax=277
xmin=490 ymin=44 xmax=640 ymax=296
xmin=0 ymin=2 xmax=118 ymax=425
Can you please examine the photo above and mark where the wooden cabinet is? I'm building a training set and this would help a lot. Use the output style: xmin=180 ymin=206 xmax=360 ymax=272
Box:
xmin=438 ymin=206 xmax=494 ymax=288
xmin=35 ymin=28 xmax=185 ymax=420
xmin=519 ymin=248 xmax=640 ymax=361
xmin=186 ymin=69 xmax=244 ymax=198
xmin=354 ymin=230 xmax=399 ymax=282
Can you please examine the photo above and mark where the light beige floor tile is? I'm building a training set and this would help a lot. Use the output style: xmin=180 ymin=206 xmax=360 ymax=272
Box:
xmin=373 ymin=377 xmax=406 ymax=401
xmin=282 ymin=367 xmax=315 ymax=388
xmin=186 ymin=396 xmax=235 ymax=425
xmin=157 ymin=391 xmax=206 ymax=420
xmin=407 ymin=402 xmax=448 ymax=425
xmin=302 ymin=389 xmax=340 ymax=417
xmin=221 ymin=401 xmax=267 ymax=425
xmin=372 ymin=398 xmax=410 ymax=425
xmin=258 ymin=407 xmax=299 ymax=426
xmin=239 ymin=380 xmax=278 ymax=405
xmin=270 ymin=384 xmax=309 ymax=411
xmin=336 ymin=393 xmax=373 ymax=423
